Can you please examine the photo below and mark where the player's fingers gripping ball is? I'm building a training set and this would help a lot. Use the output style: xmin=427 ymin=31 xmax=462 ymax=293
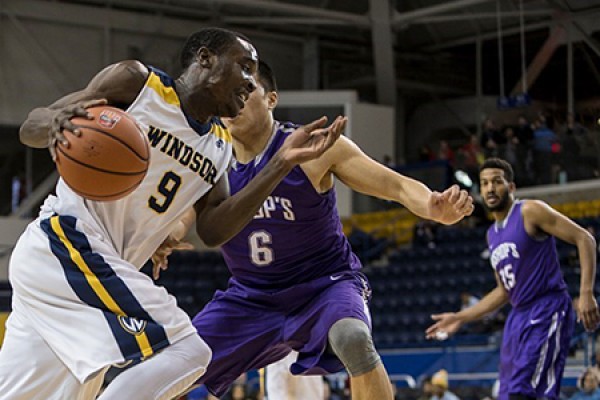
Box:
xmin=55 ymin=105 xmax=150 ymax=201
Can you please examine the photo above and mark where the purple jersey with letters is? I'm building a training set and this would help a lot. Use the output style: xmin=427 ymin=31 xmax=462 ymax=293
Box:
xmin=221 ymin=121 xmax=362 ymax=289
xmin=487 ymin=200 xmax=573 ymax=399
xmin=193 ymin=121 xmax=372 ymax=397
xmin=487 ymin=200 xmax=567 ymax=308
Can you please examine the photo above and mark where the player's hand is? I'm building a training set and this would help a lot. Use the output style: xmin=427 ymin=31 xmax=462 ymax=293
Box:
xmin=49 ymin=99 xmax=108 ymax=161
xmin=277 ymin=116 xmax=346 ymax=167
xmin=426 ymin=312 xmax=462 ymax=340
xmin=577 ymin=291 xmax=600 ymax=332
xmin=151 ymin=235 xmax=194 ymax=280
xmin=429 ymin=184 xmax=475 ymax=225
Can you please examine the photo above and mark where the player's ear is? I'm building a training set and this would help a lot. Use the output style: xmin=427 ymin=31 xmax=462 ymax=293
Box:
xmin=197 ymin=47 xmax=214 ymax=68
xmin=267 ymin=91 xmax=278 ymax=110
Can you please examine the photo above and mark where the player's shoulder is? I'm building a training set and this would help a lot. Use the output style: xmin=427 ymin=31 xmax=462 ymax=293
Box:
xmin=91 ymin=60 xmax=149 ymax=104
xmin=100 ymin=60 xmax=149 ymax=83
xmin=520 ymin=199 xmax=556 ymax=223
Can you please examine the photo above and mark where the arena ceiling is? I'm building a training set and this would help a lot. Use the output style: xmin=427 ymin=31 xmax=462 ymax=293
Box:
xmin=33 ymin=0 xmax=600 ymax=105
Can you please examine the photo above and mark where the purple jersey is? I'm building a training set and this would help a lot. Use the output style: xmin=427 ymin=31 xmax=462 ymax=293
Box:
xmin=487 ymin=200 xmax=567 ymax=308
xmin=221 ymin=121 xmax=362 ymax=289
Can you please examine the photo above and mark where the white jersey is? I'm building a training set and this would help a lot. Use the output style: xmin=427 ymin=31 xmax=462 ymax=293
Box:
xmin=42 ymin=66 xmax=232 ymax=267
xmin=0 ymin=66 xmax=227 ymax=393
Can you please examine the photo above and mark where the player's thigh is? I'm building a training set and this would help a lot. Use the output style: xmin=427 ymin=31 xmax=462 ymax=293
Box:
xmin=193 ymin=290 xmax=290 ymax=396
xmin=10 ymin=216 xmax=195 ymax=383
xmin=0 ymin=311 xmax=105 ymax=400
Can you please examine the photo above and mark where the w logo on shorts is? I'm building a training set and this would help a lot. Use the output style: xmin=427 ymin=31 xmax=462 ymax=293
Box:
xmin=118 ymin=316 xmax=148 ymax=336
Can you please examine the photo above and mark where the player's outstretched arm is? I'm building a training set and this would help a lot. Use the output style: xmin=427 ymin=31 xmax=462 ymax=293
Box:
xmin=426 ymin=273 xmax=508 ymax=340
xmin=522 ymin=200 xmax=600 ymax=331
xmin=19 ymin=60 xmax=147 ymax=158
xmin=193 ymin=116 xmax=345 ymax=247
xmin=312 ymin=136 xmax=473 ymax=224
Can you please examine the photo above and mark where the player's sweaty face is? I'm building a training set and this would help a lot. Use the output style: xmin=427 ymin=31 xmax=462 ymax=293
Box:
xmin=480 ymin=168 xmax=511 ymax=211
xmin=212 ymin=38 xmax=258 ymax=118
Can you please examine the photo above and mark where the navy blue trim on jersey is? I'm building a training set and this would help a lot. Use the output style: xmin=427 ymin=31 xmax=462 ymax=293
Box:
xmin=147 ymin=65 xmax=213 ymax=136
xmin=40 ymin=215 xmax=169 ymax=360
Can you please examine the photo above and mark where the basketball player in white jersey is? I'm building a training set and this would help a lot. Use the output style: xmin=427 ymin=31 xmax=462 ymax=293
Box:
xmin=0 ymin=28 xmax=344 ymax=400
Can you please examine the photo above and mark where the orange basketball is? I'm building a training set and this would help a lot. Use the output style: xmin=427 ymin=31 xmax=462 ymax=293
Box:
xmin=55 ymin=105 xmax=150 ymax=201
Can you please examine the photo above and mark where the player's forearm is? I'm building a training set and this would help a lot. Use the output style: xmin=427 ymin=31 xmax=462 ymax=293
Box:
xmin=456 ymin=287 xmax=508 ymax=323
xmin=395 ymin=176 xmax=434 ymax=220
xmin=578 ymin=233 xmax=597 ymax=294
xmin=195 ymin=155 xmax=292 ymax=247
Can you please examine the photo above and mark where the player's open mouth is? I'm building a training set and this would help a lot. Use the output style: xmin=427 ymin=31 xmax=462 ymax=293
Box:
xmin=236 ymin=91 xmax=249 ymax=105
xmin=486 ymin=194 xmax=499 ymax=204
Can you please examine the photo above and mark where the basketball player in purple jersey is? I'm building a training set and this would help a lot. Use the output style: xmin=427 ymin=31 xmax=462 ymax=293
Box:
xmin=155 ymin=61 xmax=474 ymax=399
xmin=426 ymin=158 xmax=600 ymax=400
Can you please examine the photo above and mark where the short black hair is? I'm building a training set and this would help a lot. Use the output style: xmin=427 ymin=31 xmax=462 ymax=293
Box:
xmin=257 ymin=60 xmax=278 ymax=93
xmin=180 ymin=27 xmax=250 ymax=70
xmin=480 ymin=157 xmax=514 ymax=183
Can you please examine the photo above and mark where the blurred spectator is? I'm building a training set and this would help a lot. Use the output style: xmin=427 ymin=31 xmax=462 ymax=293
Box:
xmin=480 ymin=119 xmax=500 ymax=158
xmin=419 ymin=145 xmax=435 ymax=163
xmin=413 ymin=220 xmax=438 ymax=249
xmin=11 ymin=176 xmax=22 ymax=214
xmin=417 ymin=376 xmax=434 ymax=400
xmin=457 ymin=134 xmax=484 ymax=185
xmin=570 ymin=369 xmax=600 ymax=400
xmin=437 ymin=140 xmax=455 ymax=167
xmin=514 ymin=115 xmax=534 ymax=186
xmin=502 ymin=126 xmax=518 ymax=167
xmin=565 ymin=112 xmax=589 ymax=137
xmin=430 ymin=369 xmax=460 ymax=400
xmin=532 ymin=116 xmax=558 ymax=185
xmin=559 ymin=120 xmax=581 ymax=182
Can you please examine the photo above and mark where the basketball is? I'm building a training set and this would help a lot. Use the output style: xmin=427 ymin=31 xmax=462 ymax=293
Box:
xmin=55 ymin=105 xmax=150 ymax=201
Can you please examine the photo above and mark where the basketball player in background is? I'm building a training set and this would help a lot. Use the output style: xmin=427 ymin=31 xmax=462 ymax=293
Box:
xmin=0 ymin=28 xmax=344 ymax=400
xmin=426 ymin=158 xmax=600 ymax=400
xmin=153 ymin=61 xmax=474 ymax=400
xmin=263 ymin=351 xmax=325 ymax=400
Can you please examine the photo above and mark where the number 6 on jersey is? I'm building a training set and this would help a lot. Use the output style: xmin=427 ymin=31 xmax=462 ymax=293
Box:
xmin=249 ymin=231 xmax=273 ymax=266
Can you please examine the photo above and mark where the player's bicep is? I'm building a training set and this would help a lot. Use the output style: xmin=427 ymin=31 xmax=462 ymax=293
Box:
xmin=523 ymin=200 xmax=584 ymax=244
xmin=49 ymin=60 xmax=148 ymax=109
xmin=330 ymin=137 xmax=404 ymax=200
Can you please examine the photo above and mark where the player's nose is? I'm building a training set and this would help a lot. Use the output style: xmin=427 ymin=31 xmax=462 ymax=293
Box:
xmin=245 ymin=77 xmax=257 ymax=94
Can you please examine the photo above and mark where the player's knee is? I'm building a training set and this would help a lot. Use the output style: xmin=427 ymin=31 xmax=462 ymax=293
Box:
xmin=178 ymin=334 xmax=212 ymax=368
xmin=328 ymin=318 xmax=381 ymax=376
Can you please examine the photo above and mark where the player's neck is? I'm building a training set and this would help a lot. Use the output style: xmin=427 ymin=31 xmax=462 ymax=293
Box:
xmin=233 ymin=119 xmax=274 ymax=164
xmin=175 ymin=75 xmax=213 ymax=124
xmin=491 ymin=198 xmax=514 ymax=222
